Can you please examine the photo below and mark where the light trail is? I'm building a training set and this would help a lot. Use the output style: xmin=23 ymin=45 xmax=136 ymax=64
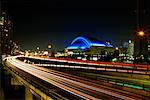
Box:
xmin=28 ymin=56 xmax=150 ymax=69
xmin=33 ymin=63 xmax=149 ymax=75
xmin=4 ymin=56 xmax=148 ymax=100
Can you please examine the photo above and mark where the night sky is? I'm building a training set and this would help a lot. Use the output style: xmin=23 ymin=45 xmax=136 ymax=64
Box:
xmin=3 ymin=0 xmax=150 ymax=51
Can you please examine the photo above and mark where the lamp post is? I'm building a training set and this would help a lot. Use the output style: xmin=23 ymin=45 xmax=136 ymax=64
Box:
xmin=134 ymin=0 xmax=148 ymax=63
xmin=138 ymin=30 xmax=146 ymax=63
xmin=48 ymin=44 xmax=52 ymax=49
xmin=48 ymin=44 xmax=52 ymax=57
xmin=36 ymin=46 xmax=40 ymax=56
xmin=138 ymin=31 xmax=144 ymax=56
xmin=36 ymin=46 xmax=40 ymax=50
xmin=138 ymin=31 xmax=144 ymax=36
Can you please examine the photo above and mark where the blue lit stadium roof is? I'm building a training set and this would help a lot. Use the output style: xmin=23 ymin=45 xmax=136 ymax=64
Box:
xmin=66 ymin=36 xmax=113 ymax=50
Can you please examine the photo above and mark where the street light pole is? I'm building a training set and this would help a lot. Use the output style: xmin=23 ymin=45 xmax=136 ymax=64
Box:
xmin=48 ymin=44 xmax=52 ymax=57
xmin=134 ymin=0 xmax=145 ymax=63
xmin=138 ymin=31 xmax=144 ymax=57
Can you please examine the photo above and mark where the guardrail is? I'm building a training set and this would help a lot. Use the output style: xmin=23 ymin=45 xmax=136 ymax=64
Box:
xmin=3 ymin=60 xmax=68 ymax=100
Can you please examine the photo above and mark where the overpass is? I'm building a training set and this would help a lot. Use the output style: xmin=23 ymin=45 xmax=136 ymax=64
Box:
xmin=2 ymin=56 xmax=150 ymax=99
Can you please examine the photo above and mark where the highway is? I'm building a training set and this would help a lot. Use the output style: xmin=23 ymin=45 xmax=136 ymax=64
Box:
xmin=25 ymin=56 xmax=150 ymax=75
xmin=28 ymin=56 xmax=150 ymax=69
xmin=3 ymin=56 xmax=149 ymax=99
xmin=27 ymin=56 xmax=150 ymax=69
xmin=33 ymin=63 xmax=149 ymax=75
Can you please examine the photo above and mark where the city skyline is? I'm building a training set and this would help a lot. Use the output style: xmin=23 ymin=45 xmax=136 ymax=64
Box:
xmin=3 ymin=0 xmax=150 ymax=50
xmin=1 ymin=1 xmax=150 ymax=99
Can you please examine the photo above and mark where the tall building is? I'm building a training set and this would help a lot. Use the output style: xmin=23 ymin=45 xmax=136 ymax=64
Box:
xmin=0 ymin=10 xmax=13 ymax=55
xmin=0 ymin=0 xmax=2 ymax=63
xmin=127 ymin=40 xmax=134 ymax=57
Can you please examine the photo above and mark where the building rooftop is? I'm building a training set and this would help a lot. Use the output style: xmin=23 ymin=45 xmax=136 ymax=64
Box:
xmin=66 ymin=36 xmax=113 ymax=50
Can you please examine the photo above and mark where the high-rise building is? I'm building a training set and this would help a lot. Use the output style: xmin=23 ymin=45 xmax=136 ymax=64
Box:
xmin=0 ymin=10 xmax=13 ymax=55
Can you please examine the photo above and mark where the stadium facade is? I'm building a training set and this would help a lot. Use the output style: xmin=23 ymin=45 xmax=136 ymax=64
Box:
xmin=66 ymin=36 xmax=115 ymax=59
xmin=66 ymin=36 xmax=113 ymax=50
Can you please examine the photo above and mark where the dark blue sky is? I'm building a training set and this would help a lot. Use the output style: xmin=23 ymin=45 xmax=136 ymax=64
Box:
xmin=4 ymin=0 xmax=150 ymax=51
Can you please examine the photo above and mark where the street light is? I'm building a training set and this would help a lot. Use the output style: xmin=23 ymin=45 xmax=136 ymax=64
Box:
xmin=138 ymin=31 xmax=144 ymax=36
xmin=48 ymin=44 xmax=52 ymax=49
xmin=48 ymin=44 xmax=52 ymax=57
xmin=36 ymin=46 xmax=40 ymax=56
xmin=137 ymin=31 xmax=145 ymax=63
xmin=36 ymin=46 xmax=40 ymax=50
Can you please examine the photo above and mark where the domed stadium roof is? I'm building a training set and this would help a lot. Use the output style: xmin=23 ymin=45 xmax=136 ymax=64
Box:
xmin=66 ymin=36 xmax=113 ymax=50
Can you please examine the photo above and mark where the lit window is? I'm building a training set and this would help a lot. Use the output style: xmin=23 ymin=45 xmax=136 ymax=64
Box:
xmin=4 ymin=29 xmax=8 ymax=32
xmin=128 ymin=40 xmax=132 ymax=43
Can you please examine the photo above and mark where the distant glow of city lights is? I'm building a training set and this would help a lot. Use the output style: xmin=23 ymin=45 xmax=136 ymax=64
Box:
xmin=115 ymin=47 xmax=118 ymax=50
xmin=128 ymin=40 xmax=132 ymax=43
xmin=43 ymin=51 xmax=48 ymax=55
xmin=48 ymin=44 xmax=52 ymax=49
xmin=65 ymin=49 xmax=68 ymax=52
xmin=0 ymin=17 xmax=4 ymax=25
xmin=4 ymin=29 xmax=9 ymax=32
xmin=107 ymin=42 xmax=110 ymax=45
xmin=68 ymin=51 xmax=73 ymax=55
xmin=37 ymin=46 xmax=40 ymax=50
xmin=138 ymin=31 xmax=144 ymax=36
